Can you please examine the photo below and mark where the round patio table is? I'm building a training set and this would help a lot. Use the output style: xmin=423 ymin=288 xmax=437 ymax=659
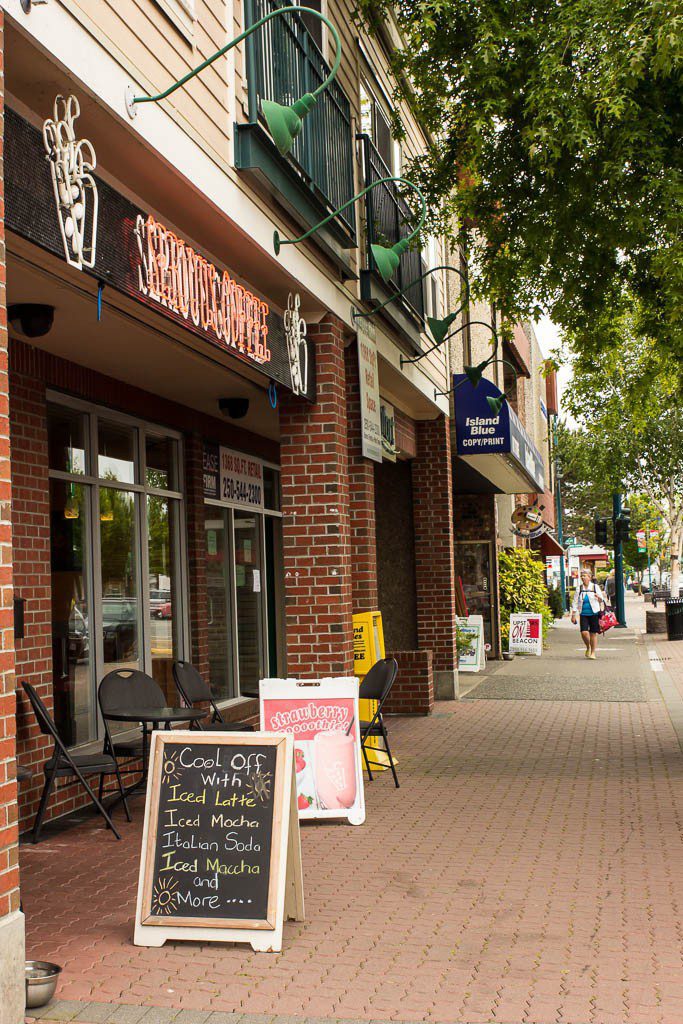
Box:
xmin=104 ymin=706 xmax=207 ymax=800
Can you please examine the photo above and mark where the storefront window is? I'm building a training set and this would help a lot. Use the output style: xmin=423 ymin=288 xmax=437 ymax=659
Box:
xmin=47 ymin=397 xmax=187 ymax=745
xmin=147 ymin=495 xmax=180 ymax=698
xmin=50 ymin=479 xmax=93 ymax=746
xmin=146 ymin=435 xmax=178 ymax=490
xmin=100 ymin=489 xmax=140 ymax=674
xmin=48 ymin=405 xmax=87 ymax=475
xmin=98 ymin=420 xmax=136 ymax=484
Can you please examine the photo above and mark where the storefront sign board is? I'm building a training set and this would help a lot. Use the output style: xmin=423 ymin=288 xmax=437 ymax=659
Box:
xmin=260 ymin=679 xmax=366 ymax=826
xmin=5 ymin=106 xmax=315 ymax=402
xmin=134 ymin=732 xmax=304 ymax=952
xmin=456 ymin=615 xmax=485 ymax=672
xmin=453 ymin=375 xmax=544 ymax=492
xmin=508 ymin=613 xmax=543 ymax=656
xmin=358 ymin=336 xmax=382 ymax=463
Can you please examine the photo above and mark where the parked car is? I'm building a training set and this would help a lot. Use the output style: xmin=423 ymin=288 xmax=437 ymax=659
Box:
xmin=102 ymin=599 xmax=137 ymax=662
xmin=155 ymin=601 xmax=172 ymax=620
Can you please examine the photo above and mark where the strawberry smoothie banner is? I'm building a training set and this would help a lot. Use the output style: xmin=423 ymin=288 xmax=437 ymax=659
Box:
xmin=259 ymin=679 xmax=365 ymax=827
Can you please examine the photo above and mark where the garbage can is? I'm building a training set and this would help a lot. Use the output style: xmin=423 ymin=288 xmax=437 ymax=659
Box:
xmin=664 ymin=598 xmax=683 ymax=641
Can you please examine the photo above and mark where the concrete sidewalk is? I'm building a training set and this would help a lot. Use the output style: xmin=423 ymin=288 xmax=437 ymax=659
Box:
xmin=21 ymin=596 xmax=683 ymax=1024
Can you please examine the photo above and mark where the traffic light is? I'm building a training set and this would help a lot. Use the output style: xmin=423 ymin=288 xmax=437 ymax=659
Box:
xmin=595 ymin=516 xmax=608 ymax=546
xmin=614 ymin=507 xmax=631 ymax=543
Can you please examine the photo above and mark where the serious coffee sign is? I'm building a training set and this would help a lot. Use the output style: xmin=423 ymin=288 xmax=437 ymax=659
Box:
xmin=4 ymin=106 xmax=315 ymax=402
xmin=134 ymin=733 xmax=304 ymax=951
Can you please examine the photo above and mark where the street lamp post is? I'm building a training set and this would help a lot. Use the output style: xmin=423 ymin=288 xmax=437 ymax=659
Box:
xmin=613 ymin=493 xmax=627 ymax=628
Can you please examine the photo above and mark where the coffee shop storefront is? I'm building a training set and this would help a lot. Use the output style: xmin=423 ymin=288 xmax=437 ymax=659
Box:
xmin=6 ymin=102 xmax=312 ymax=830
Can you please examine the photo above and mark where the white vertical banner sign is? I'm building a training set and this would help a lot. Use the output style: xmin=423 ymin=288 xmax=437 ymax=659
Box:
xmin=357 ymin=328 xmax=382 ymax=463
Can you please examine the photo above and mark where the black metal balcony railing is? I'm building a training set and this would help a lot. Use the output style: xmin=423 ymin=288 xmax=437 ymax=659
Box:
xmin=245 ymin=0 xmax=356 ymax=236
xmin=358 ymin=133 xmax=426 ymax=320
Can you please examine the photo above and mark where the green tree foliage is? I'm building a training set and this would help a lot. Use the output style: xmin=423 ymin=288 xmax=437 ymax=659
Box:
xmin=355 ymin=0 xmax=683 ymax=360
xmin=558 ymin=320 xmax=683 ymax=592
xmin=498 ymin=548 xmax=553 ymax=645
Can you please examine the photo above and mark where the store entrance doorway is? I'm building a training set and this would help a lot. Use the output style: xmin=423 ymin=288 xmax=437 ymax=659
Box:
xmin=454 ymin=540 xmax=497 ymax=658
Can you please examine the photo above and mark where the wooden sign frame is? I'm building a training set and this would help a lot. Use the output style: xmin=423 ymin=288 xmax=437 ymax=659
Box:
xmin=259 ymin=678 xmax=366 ymax=826
xmin=134 ymin=731 xmax=304 ymax=952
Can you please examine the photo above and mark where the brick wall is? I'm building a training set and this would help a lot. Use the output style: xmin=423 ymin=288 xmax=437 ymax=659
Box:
xmin=344 ymin=340 xmax=378 ymax=613
xmin=10 ymin=369 xmax=54 ymax=830
xmin=412 ymin=415 xmax=458 ymax=697
xmin=384 ymin=649 xmax=433 ymax=716
xmin=0 ymin=12 xmax=24 ymax=1017
xmin=279 ymin=316 xmax=354 ymax=677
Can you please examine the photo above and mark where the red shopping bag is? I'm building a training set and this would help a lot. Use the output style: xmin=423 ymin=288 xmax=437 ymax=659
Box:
xmin=599 ymin=608 xmax=618 ymax=633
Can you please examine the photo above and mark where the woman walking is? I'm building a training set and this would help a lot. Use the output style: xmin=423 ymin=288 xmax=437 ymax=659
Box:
xmin=571 ymin=569 xmax=606 ymax=659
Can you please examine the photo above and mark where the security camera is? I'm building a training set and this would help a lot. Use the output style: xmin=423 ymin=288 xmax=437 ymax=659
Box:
xmin=218 ymin=397 xmax=250 ymax=420
xmin=8 ymin=304 xmax=55 ymax=338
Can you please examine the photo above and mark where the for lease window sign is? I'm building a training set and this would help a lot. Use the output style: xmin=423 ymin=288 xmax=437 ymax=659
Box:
xmin=219 ymin=447 xmax=264 ymax=509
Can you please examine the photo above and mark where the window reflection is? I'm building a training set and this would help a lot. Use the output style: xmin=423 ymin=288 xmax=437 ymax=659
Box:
xmin=50 ymin=480 xmax=93 ymax=745
xmin=148 ymin=495 xmax=179 ymax=702
xmin=47 ymin=405 xmax=87 ymax=475
xmin=98 ymin=421 xmax=136 ymax=484
xmin=100 ymin=489 xmax=139 ymax=673
xmin=146 ymin=435 xmax=177 ymax=490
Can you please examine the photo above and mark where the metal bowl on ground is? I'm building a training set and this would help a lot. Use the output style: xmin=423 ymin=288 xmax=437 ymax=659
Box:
xmin=25 ymin=961 xmax=62 ymax=1008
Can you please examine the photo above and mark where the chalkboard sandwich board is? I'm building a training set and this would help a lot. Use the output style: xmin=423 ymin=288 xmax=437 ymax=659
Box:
xmin=134 ymin=732 xmax=304 ymax=952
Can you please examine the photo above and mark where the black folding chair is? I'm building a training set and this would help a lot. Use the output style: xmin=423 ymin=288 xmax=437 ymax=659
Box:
xmin=98 ymin=668 xmax=166 ymax=786
xmin=172 ymin=661 xmax=254 ymax=731
xmin=359 ymin=658 xmax=399 ymax=788
xmin=21 ymin=681 xmax=125 ymax=843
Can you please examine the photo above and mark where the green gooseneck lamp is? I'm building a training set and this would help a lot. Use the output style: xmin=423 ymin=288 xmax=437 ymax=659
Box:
xmin=401 ymin=319 xmax=500 ymax=369
xmin=274 ymin=177 xmax=427 ymax=282
xmin=125 ymin=7 xmax=341 ymax=158
xmin=353 ymin=264 xmax=470 ymax=345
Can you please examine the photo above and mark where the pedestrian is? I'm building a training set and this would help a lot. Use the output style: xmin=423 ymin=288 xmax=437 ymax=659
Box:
xmin=571 ymin=569 xmax=606 ymax=659
xmin=604 ymin=570 xmax=616 ymax=608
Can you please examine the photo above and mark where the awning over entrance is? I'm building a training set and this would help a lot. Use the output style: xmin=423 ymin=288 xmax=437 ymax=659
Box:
xmin=453 ymin=376 xmax=545 ymax=494
xmin=540 ymin=532 xmax=565 ymax=557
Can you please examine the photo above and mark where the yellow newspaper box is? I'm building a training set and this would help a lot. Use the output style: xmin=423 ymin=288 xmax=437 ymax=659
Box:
xmin=353 ymin=611 xmax=391 ymax=771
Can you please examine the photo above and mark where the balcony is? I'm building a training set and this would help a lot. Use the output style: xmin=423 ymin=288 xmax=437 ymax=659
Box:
xmin=358 ymin=133 xmax=427 ymax=347
xmin=235 ymin=0 xmax=356 ymax=276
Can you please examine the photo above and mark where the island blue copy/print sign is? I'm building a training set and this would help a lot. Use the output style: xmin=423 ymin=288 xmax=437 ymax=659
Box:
xmin=134 ymin=732 xmax=304 ymax=952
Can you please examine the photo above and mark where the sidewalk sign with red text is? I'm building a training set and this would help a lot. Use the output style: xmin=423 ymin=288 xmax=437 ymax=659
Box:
xmin=508 ymin=613 xmax=543 ymax=656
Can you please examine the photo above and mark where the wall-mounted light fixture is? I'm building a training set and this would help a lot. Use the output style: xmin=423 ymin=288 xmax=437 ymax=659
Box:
xmin=274 ymin=177 xmax=427 ymax=283
xmin=125 ymin=6 xmax=341 ymax=158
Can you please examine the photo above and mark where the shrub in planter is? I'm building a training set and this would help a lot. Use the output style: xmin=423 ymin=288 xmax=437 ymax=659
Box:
xmin=499 ymin=548 xmax=553 ymax=646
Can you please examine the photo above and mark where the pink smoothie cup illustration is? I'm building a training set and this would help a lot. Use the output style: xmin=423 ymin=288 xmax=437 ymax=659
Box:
xmin=313 ymin=730 xmax=357 ymax=810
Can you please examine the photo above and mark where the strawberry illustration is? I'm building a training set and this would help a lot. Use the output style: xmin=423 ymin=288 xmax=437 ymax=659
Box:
xmin=297 ymin=794 xmax=313 ymax=810
xmin=295 ymin=748 xmax=306 ymax=773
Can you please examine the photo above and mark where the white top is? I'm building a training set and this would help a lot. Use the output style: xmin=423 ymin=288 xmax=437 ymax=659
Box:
xmin=572 ymin=581 xmax=606 ymax=614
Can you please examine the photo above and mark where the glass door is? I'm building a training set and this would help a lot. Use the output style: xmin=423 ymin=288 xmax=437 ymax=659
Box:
xmin=454 ymin=540 xmax=496 ymax=656
xmin=204 ymin=507 xmax=236 ymax=700
xmin=233 ymin=510 xmax=265 ymax=696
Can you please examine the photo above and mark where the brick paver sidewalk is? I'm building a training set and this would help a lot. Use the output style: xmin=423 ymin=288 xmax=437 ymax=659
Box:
xmin=20 ymin=616 xmax=683 ymax=1024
